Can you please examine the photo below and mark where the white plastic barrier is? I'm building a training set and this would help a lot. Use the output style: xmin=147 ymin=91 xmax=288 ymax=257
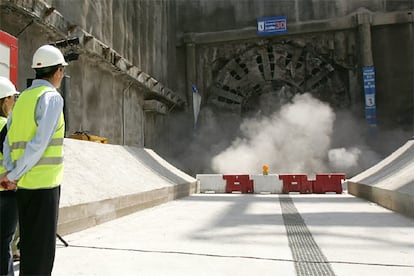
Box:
xmin=196 ymin=174 xmax=226 ymax=193
xmin=250 ymin=174 xmax=283 ymax=194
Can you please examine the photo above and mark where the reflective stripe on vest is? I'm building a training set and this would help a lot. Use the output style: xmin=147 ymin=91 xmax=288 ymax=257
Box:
xmin=8 ymin=86 xmax=64 ymax=189
xmin=0 ymin=116 xmax=7 ymax=192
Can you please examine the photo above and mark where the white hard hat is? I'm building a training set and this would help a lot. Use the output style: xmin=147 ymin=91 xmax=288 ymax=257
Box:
xmin=0 ymin=76 xmax=19 ymax=99
xmin=31 ymin=45 xmax=68 ymax=69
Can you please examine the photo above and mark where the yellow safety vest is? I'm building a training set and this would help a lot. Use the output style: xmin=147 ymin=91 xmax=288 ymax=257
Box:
xmin=0 ymin=116 xmax=7 ymax=191
xmin=8 ymin=86 xmax=64 ymax=189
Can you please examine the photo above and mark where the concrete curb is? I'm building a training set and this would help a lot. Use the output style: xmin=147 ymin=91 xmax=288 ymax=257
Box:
xmin=58 ymin=183 xmax=198 ymax=235
xmin=347 ymin=181 xmax=414 ymax=218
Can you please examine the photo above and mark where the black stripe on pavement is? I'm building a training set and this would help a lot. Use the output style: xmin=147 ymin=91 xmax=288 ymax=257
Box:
xmin=279 ymin=195 xmax=336 ymax=276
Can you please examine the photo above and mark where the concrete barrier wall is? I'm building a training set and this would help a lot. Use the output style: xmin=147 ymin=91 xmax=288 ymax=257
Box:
xmin=347 ymin=139 xmax=414 ymax=218
xmin=58 ymin=138 xmax=197 ymax=235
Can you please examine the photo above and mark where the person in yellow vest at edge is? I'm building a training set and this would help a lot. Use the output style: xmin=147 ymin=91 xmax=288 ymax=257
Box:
xmin=0 ymin=44 xmax=67 ymax=276
xmin=0 ymin=76 xmax=19 ymax=276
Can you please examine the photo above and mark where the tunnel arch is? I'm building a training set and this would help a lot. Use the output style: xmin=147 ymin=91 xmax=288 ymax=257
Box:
xmin=206 ymin=40 xmax=351 ymax=116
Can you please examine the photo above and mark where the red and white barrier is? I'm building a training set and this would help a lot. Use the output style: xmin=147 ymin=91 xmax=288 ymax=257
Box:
xmin=279 ymin=174 xmax=311 ymax=194
xmin=0 ymin=30 xmax=18 ymax=85
xmin=222 ymin=174 xmax=253 ymax=193
xmin=196 ymin=173 xmax=346 ymax=194
xmin=313 ymin=173 xmax=346 ymax=194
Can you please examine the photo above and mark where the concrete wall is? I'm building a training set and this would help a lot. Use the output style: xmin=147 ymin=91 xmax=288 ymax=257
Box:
xmin=176 ymin=0 xmax=413 ymax=33
xmin=64 ymin=54 xmax=146 ymax=145
xmin=50 ymin=0 xmax=178 ymax=91
xmin=372 ymin=23 xmax=414 ymax=129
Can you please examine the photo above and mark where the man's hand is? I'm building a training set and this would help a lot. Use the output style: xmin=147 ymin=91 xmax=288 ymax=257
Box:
xmin=0 ymin=175 xmax=17 ymax=190
xmin=0 ymin=175 xmax=8 ymax=188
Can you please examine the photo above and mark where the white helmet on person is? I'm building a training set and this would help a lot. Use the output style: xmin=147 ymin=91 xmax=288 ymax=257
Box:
xmin=31 ymin=44 xmax=68 ymax=69
xmin=0 ymin=76 xmax=20 ymax=99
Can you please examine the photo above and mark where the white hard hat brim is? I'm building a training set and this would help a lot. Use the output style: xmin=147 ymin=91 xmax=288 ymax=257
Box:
xmin=0 ymin=90 xmax=20 ymax=99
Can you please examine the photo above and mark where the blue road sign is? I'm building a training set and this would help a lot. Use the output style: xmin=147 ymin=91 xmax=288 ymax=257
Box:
xmin=363 ymin=66 xmax=377 ymax=127
xmin=257 ymin=16 xmax=287 ymax=36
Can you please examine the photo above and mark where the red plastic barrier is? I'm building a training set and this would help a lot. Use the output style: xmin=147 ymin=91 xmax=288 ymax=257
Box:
xmin=278 ymin=174 xmax=311 ymax=194
xmin=313 ymin=173 xmax=346 ymax=194
xmin=223 ymin=174 xmax=254 ymax=193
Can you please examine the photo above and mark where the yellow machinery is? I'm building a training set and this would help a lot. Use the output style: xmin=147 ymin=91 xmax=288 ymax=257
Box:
xmin=68 ymin=131 xmax=108 ymax=144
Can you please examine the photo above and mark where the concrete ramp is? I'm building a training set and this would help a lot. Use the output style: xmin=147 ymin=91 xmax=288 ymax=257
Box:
xmin=58 ymin=138 xmax=197 ymax=235
xmin=347 ymin=139 xmax=414 ymax=218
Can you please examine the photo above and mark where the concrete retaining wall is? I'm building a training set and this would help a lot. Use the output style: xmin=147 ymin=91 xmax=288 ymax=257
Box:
xmin=347 ymin=139 xmax=414 ymax=218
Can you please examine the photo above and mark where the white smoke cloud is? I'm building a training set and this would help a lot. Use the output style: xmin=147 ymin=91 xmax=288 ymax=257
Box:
xmin=211 ymin=93 xmax=336 ymax=174
xmin=328 ymin=147 xmax=361 ymax=172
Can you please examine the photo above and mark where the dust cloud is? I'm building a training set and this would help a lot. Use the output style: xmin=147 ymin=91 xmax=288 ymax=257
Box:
xmin=211 ymin=93 xmax=335 ymax=174
xmin=165 ymin=93 xmax=409 ymax=177
xmin=210 ymin=93 xmax=385 ymax=176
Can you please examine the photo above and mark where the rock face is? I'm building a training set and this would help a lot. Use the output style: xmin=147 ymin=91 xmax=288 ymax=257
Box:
xmin=51 ymin=0 xmax=176 ymax=85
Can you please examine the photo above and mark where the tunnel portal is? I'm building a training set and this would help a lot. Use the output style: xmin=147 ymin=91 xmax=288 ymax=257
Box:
xmin=207 ymin=40 xmax=351 ymax=116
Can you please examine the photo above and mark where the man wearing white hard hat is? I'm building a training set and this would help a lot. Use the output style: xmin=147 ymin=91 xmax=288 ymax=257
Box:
xmin=0 ymin=76 xmax=19 ymax=276
xmin=0 ymin=44 xmax=68 ymax=276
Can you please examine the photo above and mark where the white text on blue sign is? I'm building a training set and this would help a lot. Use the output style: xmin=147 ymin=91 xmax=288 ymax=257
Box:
xmin=257 ymin=16 xmax=287 ymax=36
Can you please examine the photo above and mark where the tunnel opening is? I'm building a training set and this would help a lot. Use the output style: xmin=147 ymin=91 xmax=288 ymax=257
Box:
xmin=207 ymin=40 xmax=351 ymax=118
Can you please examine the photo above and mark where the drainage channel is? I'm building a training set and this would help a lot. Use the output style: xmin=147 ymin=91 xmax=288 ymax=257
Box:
xmin=279 ymin=195 xmax=336 ymax=276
